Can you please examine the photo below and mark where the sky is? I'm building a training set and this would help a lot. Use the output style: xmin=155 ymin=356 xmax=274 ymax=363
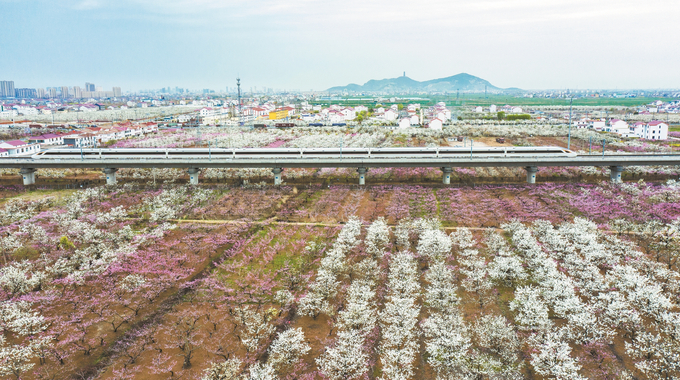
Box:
xmin=1 ymin=0 xmax=679 ymax=92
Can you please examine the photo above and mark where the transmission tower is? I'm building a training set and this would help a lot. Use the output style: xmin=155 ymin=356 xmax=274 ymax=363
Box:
xmin=237 ymin=77 xmax=242 ymax=126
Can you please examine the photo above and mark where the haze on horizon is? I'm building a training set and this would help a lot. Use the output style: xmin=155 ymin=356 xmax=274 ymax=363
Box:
xmin=2 ymin=0 xmax=679 ymax=92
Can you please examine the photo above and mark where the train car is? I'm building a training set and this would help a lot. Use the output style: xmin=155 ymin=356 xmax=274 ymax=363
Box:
xmin=32 ymin=146 xmax=577 ymax=160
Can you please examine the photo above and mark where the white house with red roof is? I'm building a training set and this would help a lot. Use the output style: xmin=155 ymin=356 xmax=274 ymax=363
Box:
xmin=501 ymin=105 xmax=524 ymax=114
xmin=78 ymin=104 xmax=98 ymax=112
xmin=250 ymin=107 xmax=269 ymax=118
xmin=341 ymin=108 xmax=356 ymax=120
xmin=141 ymin=122 xmax=158 ymax=134
xmin=63 ymin=132 xmax=97 ymax=148
xmin=631 ymin=121 xmax=668 ymax=140
xmin=384 ymin=109 xmax=398 ymax=122
xmin=607 ymin=119 xmax=629 ymax=132
xmin=199 ymin=107 xmax=215 ymax=117
xmin=589 ymin=120 xmax=606 ymax=130
xmin=0 ymin=148 xmax=8 ymax=157
xmin=0 ymin=140 xmax=41 ymax=156
xmin=28 ymin=133 xmax=63 ymax=146
xmin=326 ymin=110 xmax=345 ymax=124
xmin=574 ymin=118 xmax=589 ymax=128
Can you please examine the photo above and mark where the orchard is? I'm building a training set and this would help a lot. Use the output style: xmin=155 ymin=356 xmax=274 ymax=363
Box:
xmin=0 ymin=178 xmax=678 ymax=379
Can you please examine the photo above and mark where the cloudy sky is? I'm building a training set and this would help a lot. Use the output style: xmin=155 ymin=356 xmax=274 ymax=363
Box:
xmin=2 ymin=0 xmax=679 ymax=92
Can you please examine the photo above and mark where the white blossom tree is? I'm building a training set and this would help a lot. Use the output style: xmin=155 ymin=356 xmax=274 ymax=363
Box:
xmin=317 ymin=330 xmax=369 ymax=380
xmin=509 ymin=286 xmax=552 ymax=331
xmin=267 ymin=328 xmax=311 ymax=372
xmin=530 ymin=329 xmax=585 ymax=380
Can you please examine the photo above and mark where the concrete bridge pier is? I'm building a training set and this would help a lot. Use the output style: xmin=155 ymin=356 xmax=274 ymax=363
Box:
xmin=441 ymin=167 xmax=452 ymax=184
xmin=20 ymin=168 xmax=36 ymax=186
xmin=272 ymin=167 xmax=283 ymax=185
xmin=104 ymin=168 xmax=118 ymax=185
xmin=187 ymin=168 xmax=200 ymax=185
xmin=610 ymin=165 xmax=624 ymax=183
xmin=357 ymin=167 xmax=368 ymax=185
xmin=525 ymin=166 xmax=538 ymax=184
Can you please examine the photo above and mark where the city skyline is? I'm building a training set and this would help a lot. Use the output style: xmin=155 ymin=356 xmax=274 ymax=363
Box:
xmin=2 ymin=0 xmax=680 ymax=91
xmin=0 ymin=80 xmax=122 ymax=99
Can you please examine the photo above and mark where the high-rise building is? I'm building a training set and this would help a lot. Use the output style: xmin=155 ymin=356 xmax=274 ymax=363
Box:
xmin=36 ymin=88 xmax=46 ymax=98
xmin=113 ymin=87 xmax=122 ymax=97
xmin=85 ymin=82 xmax=95 ymax=92
xmin=15 ymin=88 xmax=37 ymax=99
xmin=73 ymin=86 xmax=82 ymax=99
xmin=61 ymin=86 xmax=69 ymax=98
xmin=0 ymin=81 xmax=15 ymax=98
xmin=48 ymin=88 xmax=57 ymax=98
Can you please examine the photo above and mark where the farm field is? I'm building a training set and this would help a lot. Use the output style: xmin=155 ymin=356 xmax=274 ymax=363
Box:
xmin=1 ymin=180 xmax=680 ymax=379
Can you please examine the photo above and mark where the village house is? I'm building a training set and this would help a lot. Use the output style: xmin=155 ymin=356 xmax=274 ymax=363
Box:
xmin=62 ymin=132 xmax=98 ymax=148
xmin=384 ymin=109 xmax=398 ymax=121
xmin=607 ymin=119 xmax=629 ymax=133
xmin=428 ymin=118 xmax=443 ymax=130
xmin=326 ymin=110 xmax=345 ymax=124
xmin=28 ymin=133 xmax=64 ymax=146
xmin=0 ymin=140 xmax=41 ymax=156
xmin=341 ymin=108 xmax=356 ymax=120
xmin=199 ymin=108 xmax=215 ymax=117
xmin=589 ymin=120 xmax=606 ymax=130
xmin=399 ymin=118 xmax=411 ymax=129
xmin=631 ymin=121 xmax=669 ymax=140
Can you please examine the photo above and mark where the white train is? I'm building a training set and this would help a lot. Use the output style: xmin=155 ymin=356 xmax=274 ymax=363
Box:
xmin=31 ymin=146 xmax=577 ymax=160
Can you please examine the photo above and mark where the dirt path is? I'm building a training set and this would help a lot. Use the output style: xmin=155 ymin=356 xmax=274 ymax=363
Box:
xmin=173 ymin=218 xmax=498 ymax=230
xmin=171 ymin=218 xmax=639 ymax=236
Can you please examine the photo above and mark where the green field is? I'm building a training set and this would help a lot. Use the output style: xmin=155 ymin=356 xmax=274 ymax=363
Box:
xmin=314 ymin=94 xmax=677 ymax=109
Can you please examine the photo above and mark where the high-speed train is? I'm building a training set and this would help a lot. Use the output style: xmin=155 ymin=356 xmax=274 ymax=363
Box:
xmin=31 ymin=146 xmax=577 ymax=160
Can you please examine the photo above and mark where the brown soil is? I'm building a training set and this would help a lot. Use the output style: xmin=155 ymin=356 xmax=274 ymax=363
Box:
xmin=449 ymin=137 xmax=514 ymax=147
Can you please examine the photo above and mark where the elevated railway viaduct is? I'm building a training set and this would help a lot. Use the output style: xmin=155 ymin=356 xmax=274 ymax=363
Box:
xmin=2 ymin=147 xmax=680 ymax=186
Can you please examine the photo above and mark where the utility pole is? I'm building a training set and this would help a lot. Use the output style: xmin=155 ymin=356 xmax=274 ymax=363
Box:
xmin=340 ymin=137 xmax=343 ymax=159
xmin=568 ymin=97 xmax=573 ymax=150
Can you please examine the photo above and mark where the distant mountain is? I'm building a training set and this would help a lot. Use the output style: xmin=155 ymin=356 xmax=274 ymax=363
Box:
xmin=327 ymin=73 xmax=515 ymax=93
